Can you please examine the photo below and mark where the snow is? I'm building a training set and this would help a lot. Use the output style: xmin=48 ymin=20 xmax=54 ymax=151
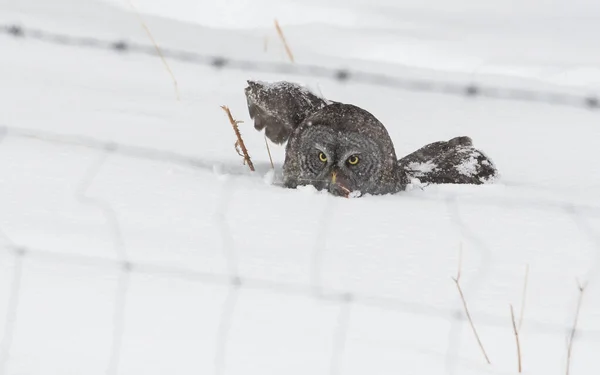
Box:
xmin=455 ymin=155 xmax=478 ymax=177
xmin=1 ymin=0 xmax=600 ymax=374
xmin=408 ymin=160 xmax=437 ymax=174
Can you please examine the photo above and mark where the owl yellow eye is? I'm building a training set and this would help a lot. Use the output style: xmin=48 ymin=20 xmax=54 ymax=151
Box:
xmin=318 ymin=152 xmax=327 ymax=162
xmin=347 ymin=155 xmax=359 ymax=165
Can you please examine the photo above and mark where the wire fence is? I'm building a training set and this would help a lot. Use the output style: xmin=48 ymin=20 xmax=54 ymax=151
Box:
xmin=1 ymin=23 xmax=600 ymax=112
xmin=1 ymin=21 xmax=600 ymax=375
xmin=0 ymin=123 xmax=599 ymax=374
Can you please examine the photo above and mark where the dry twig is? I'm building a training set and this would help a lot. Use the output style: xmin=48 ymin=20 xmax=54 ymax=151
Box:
xmin=274 ymin=19 xmax=295 ymax=63
xmin=127 ymin=0 xmax=180 ymax=100
xmin=510 ymin=304 xmax=522 ymax=373
xmin=452 ymin=244 xmax=491 ymax=364
xmin=337 ymin=184 xmax=351 ymax=199
xmin=221 ymin=106 xmax=254 ymax=172
xmin=566 ymin=280 xmax=587 ymax=375
xmin=264 ymin=135 xmax=274 ymax=169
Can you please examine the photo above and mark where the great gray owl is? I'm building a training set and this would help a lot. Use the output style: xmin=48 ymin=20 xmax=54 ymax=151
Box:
xmin=244 ymin=80 xmax=497 ymax=197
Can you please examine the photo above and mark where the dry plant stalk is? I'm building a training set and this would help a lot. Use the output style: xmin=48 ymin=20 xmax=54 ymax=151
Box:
xmin=338 ymin=185 xmax=351 ymax=198
xmin=274 ymin=19 xmax=295 ymax=63
xmin=452 ymin=244 xmax=492 ymax=365
xmin=566 ymin=280 xmax=587 ymax=375
xmin=510 ymin=304 xmax=522 ymax=373
xmin=264 ymin=135 xmax=274 ymax=169
xmin=221 ymin=106 xmax=255 ymax=172
xmin=127 ymin=0 xmax=181 ymax=101
xmin=518 ymin=264 xmax=530 ymax=331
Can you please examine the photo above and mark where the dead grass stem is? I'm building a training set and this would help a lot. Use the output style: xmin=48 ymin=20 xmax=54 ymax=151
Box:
xmin=221 ymin=106 xmax=254 ymax=172
xmin=264 ymin=135 xmax=274 ymax=169
xmin=127 ymin=0 xmax=180 ymax=100
xmin=452 ymin=244 xmax=491 ymax=365
xmin=510 ymin=304 xmax=522 ymax=372
xmin=274 ymin=19 xmax=295 ymax=63
xmin=566 ymin=280 xmax=587 ymax=375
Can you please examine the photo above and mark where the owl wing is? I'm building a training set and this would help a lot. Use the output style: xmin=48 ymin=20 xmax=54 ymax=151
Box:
xmin=244 ymin=80 xmax=329 ymax=144
xmin=398 ymin=136 xmax=498 ymax=185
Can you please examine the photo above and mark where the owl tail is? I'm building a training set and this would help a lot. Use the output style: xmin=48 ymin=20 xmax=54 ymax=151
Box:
xmin=244 ymin=80 xmax=328 ymax=144
xmin=398 ymin=136 xmax=498 ymax=185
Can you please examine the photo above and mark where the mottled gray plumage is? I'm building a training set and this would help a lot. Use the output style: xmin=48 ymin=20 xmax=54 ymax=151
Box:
xmin=244 ymin=81 xmax=328 ymax=144
xmin=244 ymin=80 xmax=498 ymax=197
xmin=398 ymin=136 xmax=497 ymax=185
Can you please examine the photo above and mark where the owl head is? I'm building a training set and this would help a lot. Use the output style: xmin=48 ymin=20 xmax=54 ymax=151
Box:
xmin=244 ymin=81 xmax=407 ymax=196
xmin=283 ymin=103 xmax=404 ymax=196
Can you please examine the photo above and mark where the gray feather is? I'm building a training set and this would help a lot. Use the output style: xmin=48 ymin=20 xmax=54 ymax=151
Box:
xmin=398 ymin=136 xmax=498 ymax=184
xmin=244 ymin=80 xmax=327 ymax=144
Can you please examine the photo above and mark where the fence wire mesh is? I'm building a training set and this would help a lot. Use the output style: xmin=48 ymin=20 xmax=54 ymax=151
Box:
xmin=1 ymin=123 xmax=599 ymax=374
xmin=1 ymin=23 xmax=599 ymax=111
xmin=1 ymin=21 xmax=600 ymax=375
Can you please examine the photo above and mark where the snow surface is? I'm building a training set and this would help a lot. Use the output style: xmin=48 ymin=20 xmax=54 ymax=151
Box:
xmin=1 ymin=0 xmax=600 ymax=374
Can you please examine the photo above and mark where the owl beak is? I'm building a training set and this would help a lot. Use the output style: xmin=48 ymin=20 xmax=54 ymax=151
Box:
xmin=329 ymin=170 xmax=351 ymax=198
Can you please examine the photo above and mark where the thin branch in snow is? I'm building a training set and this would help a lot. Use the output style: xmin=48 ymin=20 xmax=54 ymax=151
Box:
xmin=221 ymin=106 xmax=255 ymax=172
xmin=274 ymin=19 xmax=295 ymax=63
xmin=566 ymin=280 xmax=587 ymax=375
xmin=510 ymin=304 xmax=522 ymax=373
xmin=127 ymin=0 xmax=180 ymax=100
xmin=451 ymin=245 xmax=491 ymax=365
xmin=264 ymin=135 xmax=274 ymax=169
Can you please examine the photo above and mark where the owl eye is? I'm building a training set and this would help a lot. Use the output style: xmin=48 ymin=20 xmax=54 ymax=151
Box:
xmin=318 ymin=152 xmax=327 ymax=163
xmin=347 ymin=155 xmax=359 ymax=165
